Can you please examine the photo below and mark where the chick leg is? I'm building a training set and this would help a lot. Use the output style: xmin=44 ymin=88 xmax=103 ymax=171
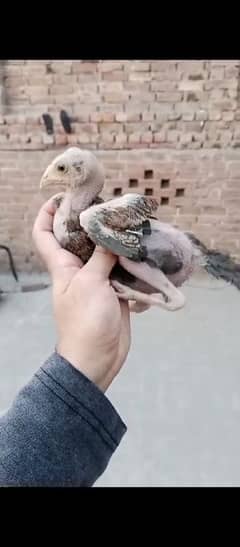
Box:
xmin=112 ymin=280 xmax=184 ymax=311
xmin=118 ymin=258 xmax=185 ymax=311
xmin=112 ymin=281 xmax=161 ymax=307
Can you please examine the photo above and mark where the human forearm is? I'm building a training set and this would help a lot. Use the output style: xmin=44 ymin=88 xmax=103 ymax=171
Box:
xmin=0 ymin=352 xmax=126 ymax=487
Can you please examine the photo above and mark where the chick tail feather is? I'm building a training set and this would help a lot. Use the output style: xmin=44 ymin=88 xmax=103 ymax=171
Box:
xmin=185 ymin=233 xmax=240 ymax=290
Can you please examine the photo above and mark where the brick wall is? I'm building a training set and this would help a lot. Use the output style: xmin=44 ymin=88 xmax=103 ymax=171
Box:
xmin=1 ymin=60 xmax=240 ymax=272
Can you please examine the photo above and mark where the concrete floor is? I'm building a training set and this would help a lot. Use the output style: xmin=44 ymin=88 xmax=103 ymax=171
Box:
xmin=1 ymin=272 xmax=240 ymax=487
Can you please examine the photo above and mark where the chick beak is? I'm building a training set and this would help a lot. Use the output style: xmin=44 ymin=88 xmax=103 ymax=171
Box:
xmin=40 ymin=174 xmax=50 ymax=189
xmin=40 ymin=165 xmax=62 ymax=190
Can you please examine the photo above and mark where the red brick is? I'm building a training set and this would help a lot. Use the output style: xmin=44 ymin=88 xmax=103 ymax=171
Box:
xmin=129 ymin=72 xmax=151 ymax=82
xmin=72 ymin=62 xmax=97 ymax=73
xmin=77 ymin=123 xmax=98 ymax=135
xmin=156 ymin=92 xmax=183 ymax=102
xmin=183 ymin=121 xmax=204 ymax=132
xmin=167 ymin=111 xmax=181 ymax=121
xmin=228 ymin=162 xmax=240 ymax=175
xmin=124 ymin=80 xmax=149 ymax=92
xmin=140 ymin=132 xmax=153 ymax=144
xmin=115 ymin=112 xmax=127 ymax=123
xmin=51 ymin=85 xmax=74 ymax=96
xmin=131 ymin=92 xmax=155 ymax=102
xmin=196 ymin=110 xmax=208 ymax=121
xmin=182 ymin=112 xmax=195 ymax=121
xmin=89 ymin=112 xmax=101 ymax=123
xmin=124 ymin=110 xmax=142 ymax=122
xmin=102 ymin=71 xmax=128 ymax=81
xmin=72 ymin=112 xmax=89 ymax=123
xmin=102 ymin=92 xmax=129 ymax=103
xmin=98 ymin=104 xmax=124 ymax=113
xmin=151 ymin=61 xmax=173 ymax=70
xmin=179 ymin=81 xmax=203 ymax=91
xmin=226 ymin=89 xmax=238 ymax=99
xmin=151 ymin=81 xmax=177 ymax=91
xmin=128 ymin=133 xmax=141 ymax=144
xmin=99 ymin=123 xmax=121 ymax=133
xmin=77 ymin=93 xmax=100 ymax=104
xmin=214 ymin=100 xmax=237 ymax=111
xmin=141 ymin=111 xmax=154 ymax=122
xmin=209 ymin=89 xmax=225 ymax=101
xmin=94 ymin=112 xmax=115 ymax=123
xmin=99 ymin=133 xmax=115 ymax=144
xmin=49 ymin=62 xmax=73 ymax=74
xmin=151 ymin=70 xmax=182 ymax=81
xmin=100 ymin=62 xmax=124 ymax=72
xmin=129 ymin=62 xmax=150 ymax=72
xmin=124 ymin=122 xmax=150 ymax=135
xmin=29 ymin=94 xmax=52 ymax=105
xmin=207 ymin=79 xmax=236 ymax=91
xmin=77 ymin=73 xmax=98 ymax=83
xmin=154 ymin=130 xmax=167 ymax=143
xmin=167 ymin=131 xmax=180 ymax=143
xmin=221 ymin=111 xmax=234 ymax=121
xmin=115 ymin=133 xmax=128 ymax=146
xmin=98 ymin=82 xmax=123 ymax=93
xmin=210 ymin=67 xmax=225 ymax=79
xmin=177 ymin=61 xmax=205 ymax=72
xmin=66 ymin=134 xmax=79 ymax=145
xmin=180 ymin=133 xmax=193 ymax=146
xmin=222 ymin=190 xmax=240 ymax=200
xmin=225 ymin=66 xmax=239 ymax=78
xmin=42 ymin=134 xmax=55 ymax=145
xmin=220 ymin=131 xmax=232 ymax=145
xmin=209 ymin=111 xmax=222 ymax=121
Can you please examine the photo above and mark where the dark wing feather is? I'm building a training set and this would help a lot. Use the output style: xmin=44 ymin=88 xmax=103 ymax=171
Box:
xmin=79 ymin=194 xmax=159 ymax=261
xmin=99 ymin=195 xmax=159 ymax=230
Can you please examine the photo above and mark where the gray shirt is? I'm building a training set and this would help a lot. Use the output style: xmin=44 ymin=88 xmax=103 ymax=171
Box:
xmin=0 ymin=352 xmax=126 ymax=486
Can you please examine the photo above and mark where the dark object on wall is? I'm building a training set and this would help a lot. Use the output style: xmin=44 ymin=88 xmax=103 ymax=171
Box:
xmin=60 ymin=110 xmax=72 ymax=134
xmin=0 ymin=245 xmax=18 ymax=281
xmin=42 ymin=113 xmax=54 ymax=135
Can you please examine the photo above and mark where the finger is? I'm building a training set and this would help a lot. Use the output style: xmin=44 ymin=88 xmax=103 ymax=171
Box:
xmin=83 ymin=245 xmax=117 ymax=279
xmin=32 ymin=194 xmax=63 ymax=271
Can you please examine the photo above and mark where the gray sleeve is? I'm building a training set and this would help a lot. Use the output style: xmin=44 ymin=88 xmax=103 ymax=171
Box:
xmin=0 ymin=352 xmax=126 ymax=487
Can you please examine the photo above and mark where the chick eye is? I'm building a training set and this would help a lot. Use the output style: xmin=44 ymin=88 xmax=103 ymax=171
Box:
xmin=57 ymin=164 xmax=66 ymax=172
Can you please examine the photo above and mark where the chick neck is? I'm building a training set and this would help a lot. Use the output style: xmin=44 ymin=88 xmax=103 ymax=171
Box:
xmin=64 ymin=178 xmax=102 ymax=215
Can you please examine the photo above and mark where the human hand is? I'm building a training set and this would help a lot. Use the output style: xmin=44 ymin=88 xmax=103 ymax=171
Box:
xmin=32 ymin=196 xmax=131 ymax=392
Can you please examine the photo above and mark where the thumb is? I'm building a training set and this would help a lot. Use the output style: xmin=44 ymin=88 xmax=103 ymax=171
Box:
xmin=84 ymin=246 xmax=117 ymax=278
